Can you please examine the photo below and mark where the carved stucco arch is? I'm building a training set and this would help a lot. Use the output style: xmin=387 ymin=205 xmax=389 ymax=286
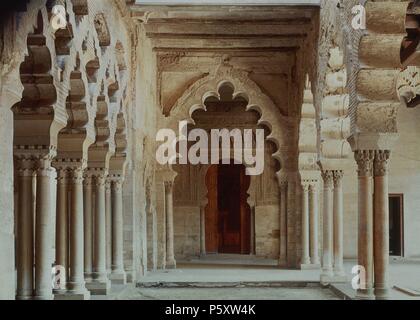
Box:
xmin=164 ymin=66 xmax=299 ymax=174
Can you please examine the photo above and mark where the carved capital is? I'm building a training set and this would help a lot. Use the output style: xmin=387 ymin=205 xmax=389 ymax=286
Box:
xmin=70 ymin=167 xmax=84 ymax=184
xmin=355 ymin=150 xmax=374 ymax=177
xmin=15 ymin=156 xmax=35 ymax=177
xmin=322 ymin=170 xmax=334 ymax=189
xmin=374 ymin=150 xmax=390 ymax=177
xmin=333 ymin=170 xmax=344 ymax=188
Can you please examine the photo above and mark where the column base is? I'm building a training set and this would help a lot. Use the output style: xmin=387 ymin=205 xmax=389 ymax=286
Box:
xmin=374 ymin=288 xmax=390 ymax=300
xmin=84 ymin=273 xmax=93 ymax=283
xmin=300 ymin=263 xmax=321 ymax=270
xmin=320 ymin=271 xmax=334 ymax=286
xmin=355 ymin=289 xmax=375 ymax=300
xmin=166 ymin=260 xmax=177 ymax=269
xmin=109 ymin=271 xmax=127 ymax=285
xmin=54 ymin=290 xmax=91 ymax=300
xmin=16 ymin=294 xmax=34 ymax=300
xmin=86 ymin=279 xmax=111 ymax=295
xmin=32 ymin=294 xmax=54 ymax=300
xmin=278 ymin=259 xmax=288 ymax=268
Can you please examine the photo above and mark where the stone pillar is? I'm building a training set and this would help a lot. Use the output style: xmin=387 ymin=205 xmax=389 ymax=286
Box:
xmin=34 ymin=156 xmax=54 ymax=300
xmin=83 ymin=174 xmax=93 ymax=281
xmin=15 ymin=157 xmax=35 ymax=300
xmin=87 ymin=170 xmax=110 ymax=295
xmin=333 ymin=171 xmax=346 ymax=281
xmin=355 ymin=151 xmax=375 ymax=299
xmin=164 ymin=180 xmax=176 ymax=269
xmin=300 ymin=183 xmax=311 ymax=267
xmin=54 ymin=167 xmax=69 ymax=293
xmin=309 ymin=183 xmax=320 ymax=266
xmin=105 ymin=179 xmax=112 ymax=273
xmin=279 ymin=181 xmax=287 ymax=267
xmin=200 ymin=204 xmax=206 ymax=256
xmin=321 ymin=171 xmax=334 ymax=284
xmin=373 ymin=150 xmax=391 ymax=300
xmin=67 ymin=167 xmax=90 ymax=299
xmin=110 ymin=176 xmax=127 ymax=284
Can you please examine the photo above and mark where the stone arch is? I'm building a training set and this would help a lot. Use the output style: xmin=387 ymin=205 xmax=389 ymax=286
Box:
xmin=71 ymin=0 xmax=89 ymax=17
xmin=94 ymin=13 xmax=111 ymax=48
xmin=12 ymin=10 xmax=62 ymax=148
xmin=165 ymin=67 xmax=297 ymax=173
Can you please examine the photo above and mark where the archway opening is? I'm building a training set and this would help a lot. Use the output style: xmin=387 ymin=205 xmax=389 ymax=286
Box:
xmin=205 ymin=163 xmax=251 ymax=255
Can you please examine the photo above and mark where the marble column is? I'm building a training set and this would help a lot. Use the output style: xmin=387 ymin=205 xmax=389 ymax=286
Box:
xmin=67 ymin=167 xmax=90 ymax=299
xmin=110 ymin=176 xmax=127 ymax=284
xmin=54 ymin=167 xmax=69 ymax=293
xmin=34 ymin=156 xmax=54 ymax=300
xmin=355 ymin=151 xmax=375 ymax=299
xmin=164 ymin=180 xmax=176 ymax=269
xmin=87 ymin=170 xmax=110 ymax=294
xmin=83 ymin=174 xmax=93 ymax=281
xmin=373 ymin=150 xmax=391 ymax=300
xmin=200 ymin=204 xmax=206 ymax=256
xmin=321 ymin=171 xmax=334 ymax=283
xmin=105 ymin=179 xmax=112 ymax=273
xmin=300 ymin=183 xmax=311 ymax=267
xmin=279 ymin=181 xmax=287 ymax=267
xmin=309 ymin=183 xmax=320 ymax=266
xmin=15 ymin=157 xmax=35 ymax=300
xmin=333 ymin=171 xmax=346 ymax=280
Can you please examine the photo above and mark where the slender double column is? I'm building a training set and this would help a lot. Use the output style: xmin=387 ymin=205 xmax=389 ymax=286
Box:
xmin=355 ymin=151 xmax=375 ymax=299
xmin=200 ymin=204 xmax=206 ymax=256
xmin=34 ymin=156 xmax=55 ymax=300
xmin=83 ymin=174 xmax=93 ymax=281
xmin=67 ymin=167 xmax=90 ymax=298
xmin=373 ymin=150 xmax=391 ymax=300
xmin=110 ymin=176 xmax=127 ymax=284
xmin=321 ymin=171 xmax=334 ymax=283
xmin=300 ymin=183 xmax=311 ymax=266
xmin=309 ymin=183 xmax=320 ymax=266
xmin=55 ymin=167 xmax=69 ymax=293
xmin=278 ymin=181 xmax=287 ymax=267
xmin=164 ymin=180 xmax=176 ymax=269
xmin=15 ymin=157 xmax=35 ymax=300
xmin=105 ymin=179 xmax=112 ymax=273
xmin=333 ymin=171 xmax=345 ymax=278
xmin=88 ymin=170 xmax=111 ymax=294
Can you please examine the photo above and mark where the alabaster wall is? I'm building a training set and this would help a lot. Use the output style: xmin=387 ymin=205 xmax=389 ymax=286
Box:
xmin=341 ymin=106 xmax=420 ymax=259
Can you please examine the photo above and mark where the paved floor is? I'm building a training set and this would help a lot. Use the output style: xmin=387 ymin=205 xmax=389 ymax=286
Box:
xmin=94 ymin=257 xmax=420 ymax=300
xmin=113 ymin=286 xmax=339 ymax=300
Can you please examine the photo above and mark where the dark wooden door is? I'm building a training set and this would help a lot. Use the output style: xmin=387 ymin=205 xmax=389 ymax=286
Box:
xmin=205 ymin=163 xmax=251 ymax=254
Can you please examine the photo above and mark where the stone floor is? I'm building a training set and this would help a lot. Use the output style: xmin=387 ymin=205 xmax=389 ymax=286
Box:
xmin=93 ymin=257 xmax=420 ymax=300
xmin=113 ymin=286 xmax=339 ymax=300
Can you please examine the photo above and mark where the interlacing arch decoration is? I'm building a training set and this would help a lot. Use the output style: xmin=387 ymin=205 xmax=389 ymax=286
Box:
xmin=164 ymin=66 xmax=299 ymax=174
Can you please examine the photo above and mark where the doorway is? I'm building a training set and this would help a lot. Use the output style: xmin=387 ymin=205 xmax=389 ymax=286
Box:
xmin=389 ymin=194 xmax=404 ymax=257
xmin=205 ymin=163 xmax=251 ymax=254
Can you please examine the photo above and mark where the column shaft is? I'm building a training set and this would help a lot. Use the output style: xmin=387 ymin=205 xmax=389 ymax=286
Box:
xmin=165 ymin=181 xmax=176 ymax=268
xmin=200 ymin=205 xmax=206 ymax=255
xmin=93 ymin=172 xmax=107 ymax=281
xmin=301 ymin=184 xmax=310 ymax=266
xmin=83 ymin=175 xmax=93 ymax=280
xmin=105 ymin=179 xmax=112 ymax=273
xmin=68 ymin=167 xmax=88 ymax=296
xmin=279 ymin=183 xmax=287 ymax=266
xmin=356 ymin=151 xmax=374 ymax=299
xmin=309 ymin=183 xmax=320 ymax=265
xmin=34 ymin=157 xmax=54 ymax=300
xmin=374 ymin=151 xmax=390 ymax=299
xmin=55 ymin=168 xmax=68 ymax=292
xmin=321 ymin=171 xmax=334 ymax=282
xmin=333 ymin=171 xmax=345 ymax=277
xmin=16 ymin=158 xmax=35 ymax=300
xmin=110 ymin=177 xmax=126 ymax=283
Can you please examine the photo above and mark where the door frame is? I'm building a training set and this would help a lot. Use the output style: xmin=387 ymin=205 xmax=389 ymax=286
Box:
xmin=389 ymin=193 xmax=404 ymax=257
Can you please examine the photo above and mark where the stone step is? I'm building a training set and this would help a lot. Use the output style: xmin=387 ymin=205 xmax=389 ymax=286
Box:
xmin=137 ymin=281 xmax=321 ymax=289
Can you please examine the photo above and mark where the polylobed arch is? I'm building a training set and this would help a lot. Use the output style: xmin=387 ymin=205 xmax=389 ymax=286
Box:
xmin=164 ymin=67 xmax=299 ymax=174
